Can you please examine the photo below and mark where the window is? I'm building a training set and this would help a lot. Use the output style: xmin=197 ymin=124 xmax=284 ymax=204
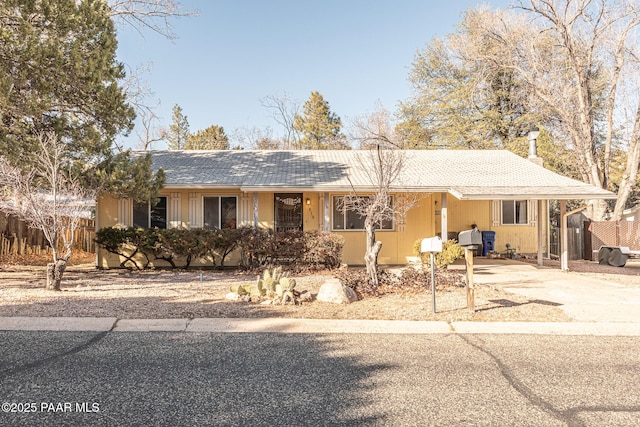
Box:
xmin=203 ymin=196 xmax=237 ymax=229
xmin=332 ymin=195 xmax=393 ymax=231
xmin=502 ymin=200 xmax=528 ymax=225
xmin=133 ymin=197 xmax=167 ymax=228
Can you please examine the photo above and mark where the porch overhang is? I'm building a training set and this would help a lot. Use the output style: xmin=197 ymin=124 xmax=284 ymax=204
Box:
xmin=239 ymin=185 xmax=442 ymax=193
xmin=448 ymin=186 xmax=616 ymax=201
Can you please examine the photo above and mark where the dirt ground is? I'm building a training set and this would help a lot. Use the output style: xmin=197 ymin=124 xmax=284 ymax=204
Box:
xmin=1 ymin=251 xmax=639 ymax=322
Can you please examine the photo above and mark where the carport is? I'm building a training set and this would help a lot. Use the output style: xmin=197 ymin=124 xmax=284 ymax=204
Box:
xmin=438 ymin=152 xmax=616 ymax=271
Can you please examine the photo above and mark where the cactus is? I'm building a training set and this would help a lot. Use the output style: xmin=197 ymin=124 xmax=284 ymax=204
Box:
xmin=230 ymin=284 xmax=250 ymax=296
xmin=279 ymin=277 xmax=296 ymax=290
xmin=232 ymin=267 xmax=299 ymax=303
xmin=249 ymin=285 xmax=262 ymax=297
xmin=265 ymin=277 xmax=276 ymax=292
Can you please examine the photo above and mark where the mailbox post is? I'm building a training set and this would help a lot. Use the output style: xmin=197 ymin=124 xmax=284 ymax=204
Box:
xmin=458 ymin=228 xmax=481 ymax=314
xmin=464 ymin=247 xmax=475 ymax=313
xmin=420 ymin=236 xmax=443 ymax=313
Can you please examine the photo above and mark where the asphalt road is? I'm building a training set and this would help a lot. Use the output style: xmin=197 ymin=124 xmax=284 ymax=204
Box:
xmin=1 ymin=331 xmax=639 ymax=426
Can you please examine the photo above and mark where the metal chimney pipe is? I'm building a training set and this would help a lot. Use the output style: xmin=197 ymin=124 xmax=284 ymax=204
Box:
xmin=528 ymin=139 xmax=537 ymax=158
xmin=527 ymin=127 xmax=540 ymax=158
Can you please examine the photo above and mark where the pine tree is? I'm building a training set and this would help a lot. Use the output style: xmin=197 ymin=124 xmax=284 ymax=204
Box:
xmin=185 ymin=125 xmax=229 ymax=150
xmin=293 ymin=91 xmax=348 ymax=149
xmin=0 ymin=0 xmax=135 ymax=161
xmin=166 ymin=104 xmax=190 ymax=150
xmin=0 ymin=0 xmax=159 ymax=200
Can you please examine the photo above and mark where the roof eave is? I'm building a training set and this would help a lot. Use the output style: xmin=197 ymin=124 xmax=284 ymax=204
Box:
xmin=163 ymin=183 xmax=243 ymax=190
xmin=450 ymin=192 xmax=617 ymax=201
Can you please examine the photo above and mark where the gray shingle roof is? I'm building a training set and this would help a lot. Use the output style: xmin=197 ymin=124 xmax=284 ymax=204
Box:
xmin=143 ymin=149 xmax=615 ymax=200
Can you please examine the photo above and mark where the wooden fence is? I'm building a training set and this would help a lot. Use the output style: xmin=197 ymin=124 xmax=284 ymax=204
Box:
xmin=0 ymin=213 xmax=95 ymax=256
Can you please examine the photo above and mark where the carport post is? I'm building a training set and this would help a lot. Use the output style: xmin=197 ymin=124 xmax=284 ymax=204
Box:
xmin=560 ymin=200 xmax=568 ymax=271
xmin=537 ymin=200 xmax=543 ymax=266
xmin=440 ymin=193 xmax=448 ymax=240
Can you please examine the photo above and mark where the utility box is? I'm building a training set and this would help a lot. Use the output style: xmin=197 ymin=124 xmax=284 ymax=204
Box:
xmin=421 ymin=236 xmax=443 ymax=253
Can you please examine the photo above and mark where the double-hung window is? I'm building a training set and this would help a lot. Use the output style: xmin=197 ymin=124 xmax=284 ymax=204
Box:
xmin=501 ymin=200 xmax=528 ymax=225
xmin=203 ymin=196 xmax=237 ymax=229
xmin=133 ymin=196 xmax=167 ymax=228
xmin=332 ymin=195 xmax=393 ymax=231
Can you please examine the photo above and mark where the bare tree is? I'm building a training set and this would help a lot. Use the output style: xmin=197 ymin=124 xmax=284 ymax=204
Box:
xmin=461 ymin=1 xmax=640 ymax=219
xmin=119 ymin=63 xmax=166 ymax=150
xmin=108 ymin=1 xmax=198 ymax=150
xmin=232 ymin=126 xmax=284 ymax=150
xmin=108 ymin=0 xmax=198 ymax=40
xmin=136 ymin=106 xmax=167 ymax=150
xmin=0 ymin=133 xmax=95 ymax=291
xmin=350 ymin=104 xmax=400 ymax=149
xmin=342 ymin=147 xmax=420 ymax=287
xmin=260 ymin=93 xmax=301 ymax=149
xmin=345 ymin=109 xmax=421 ymax=285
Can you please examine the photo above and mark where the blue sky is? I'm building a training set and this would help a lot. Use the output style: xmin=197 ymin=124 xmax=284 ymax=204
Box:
xmin=115 ymin=0 xmax=514 ymax=149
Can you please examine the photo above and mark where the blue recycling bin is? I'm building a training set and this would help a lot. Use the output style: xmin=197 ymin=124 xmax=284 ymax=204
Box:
xmin=481 ymin=231 xmax=496 ymax=256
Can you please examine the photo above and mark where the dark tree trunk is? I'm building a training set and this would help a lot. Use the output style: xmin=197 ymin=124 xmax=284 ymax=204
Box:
xmin=46 ymin=259 xmax=67 ymax=291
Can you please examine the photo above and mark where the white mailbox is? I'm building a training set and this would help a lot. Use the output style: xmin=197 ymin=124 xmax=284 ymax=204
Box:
xmin=421 ymin=236 xmax=443 ymax=253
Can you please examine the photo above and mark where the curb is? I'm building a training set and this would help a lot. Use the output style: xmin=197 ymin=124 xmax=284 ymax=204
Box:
xmin=2 ymin=317 xmax=640 ymax=336
xmin=0 ymin=317 xmax=118 ymax=331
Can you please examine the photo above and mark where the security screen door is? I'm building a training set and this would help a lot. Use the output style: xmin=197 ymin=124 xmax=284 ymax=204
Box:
xmin=274 ymin=193 xmax=303 ymax=232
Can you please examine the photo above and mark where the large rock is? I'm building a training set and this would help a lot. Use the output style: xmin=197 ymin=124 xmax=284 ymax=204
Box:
xmin=317 ymin=279 xmax=358 ymax=304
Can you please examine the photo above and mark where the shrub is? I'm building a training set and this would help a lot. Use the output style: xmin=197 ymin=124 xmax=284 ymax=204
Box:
xmin=333 ymin=268 xmax=396 ymax=297
xmin=157 ymin=228 xmax=208 ymax=269
xmin=333 ymin=265 xmax=466 ymax=298
xmin=97 ymin=226 xmax=345 ymax=271
xmin=302 ymin=231 xmax=344 ymax=269
xmin=237 ymin=229 xmax=343 ymax=271
xmin=413 ymin=239 xmax=465 ymax=269
xmin=199 ymin=227 xmax=242 ymax=269
xmin=237 ymin=227 xmax=272 ymax=269
xmin=95 ymin=227 xmax=159 ymax=270
xmin=396 ymin=266 xmax=465 ymax=291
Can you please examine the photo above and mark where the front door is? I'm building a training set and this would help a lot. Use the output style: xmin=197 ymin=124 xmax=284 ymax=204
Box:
xmin=274 ymin=193 xmax=303 ymax=232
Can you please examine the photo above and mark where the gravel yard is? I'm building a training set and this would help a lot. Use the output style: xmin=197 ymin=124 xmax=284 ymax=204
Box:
xmin=1 ymin=252 xmax=639 ymax=322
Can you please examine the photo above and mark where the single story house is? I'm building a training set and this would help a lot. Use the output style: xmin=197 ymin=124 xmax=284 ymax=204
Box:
xmin=95 ymin=149 xmax=615 ymax=268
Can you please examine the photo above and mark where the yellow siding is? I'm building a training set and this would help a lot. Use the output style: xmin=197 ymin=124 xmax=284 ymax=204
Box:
xmin=302 ymin=192 xmax=321 ymax=231
xmin=445 ymin=197 xmax=492 ymax=233
xmin=491 ymin=201 xmax=548 ymax=254
xmin=335 ymin=194 xmax=434 ymax=265
xmin=257 ymin=193 xmax=274 ymax=229
xmin=96 ymin=195 xmax=119 ymax=228
xmin=96 ymin=190 xmax=547 ymax=268
xmin=436 ymin=196 xmax=547 ymax=255
xmin=96 ymin=196 xmax=119 ymax=268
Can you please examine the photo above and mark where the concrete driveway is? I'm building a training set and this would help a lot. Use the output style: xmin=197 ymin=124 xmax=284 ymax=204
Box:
xmin=453 ymin=258 xmax=640 ymax=323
